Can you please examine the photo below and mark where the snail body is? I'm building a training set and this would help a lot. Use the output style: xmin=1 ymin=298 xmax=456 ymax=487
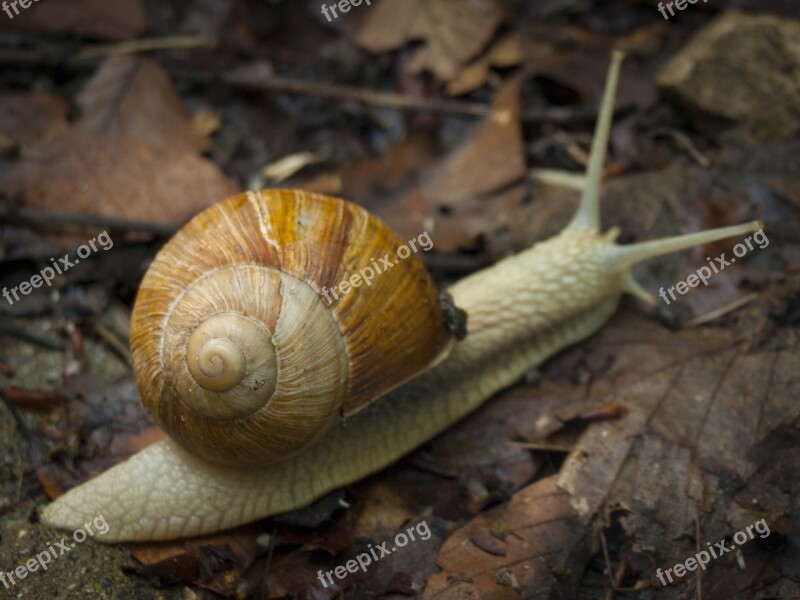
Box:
xmin=41 ymin=52 xmax=762 ymax=542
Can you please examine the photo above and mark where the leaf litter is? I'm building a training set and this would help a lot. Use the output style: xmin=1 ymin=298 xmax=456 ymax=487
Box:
xmin=0 ymin=1 xmax=798 ymax=598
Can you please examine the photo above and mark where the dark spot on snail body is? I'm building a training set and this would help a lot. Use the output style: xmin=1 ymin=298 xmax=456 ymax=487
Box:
xmin=440 ymin=291 xmax=468 ymax=340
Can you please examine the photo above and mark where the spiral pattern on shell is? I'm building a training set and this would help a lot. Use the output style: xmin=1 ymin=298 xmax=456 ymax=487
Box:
xmin=130 ymin=190 xmax=454 ymax=466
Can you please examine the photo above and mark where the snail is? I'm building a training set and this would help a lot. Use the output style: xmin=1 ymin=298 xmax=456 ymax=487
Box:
xmin=40 ymin=52 xmax=762 ymax=543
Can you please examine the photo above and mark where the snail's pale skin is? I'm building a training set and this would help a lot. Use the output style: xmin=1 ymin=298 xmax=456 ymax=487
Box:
xmin=41 ymin=52 xmax=761 ymax=542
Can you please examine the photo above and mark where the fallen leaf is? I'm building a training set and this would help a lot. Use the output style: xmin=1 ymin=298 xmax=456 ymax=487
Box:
xmin=76 ymin=56 xmax=210 ymax=155
xmin=1 ymin=0 xmax=146 ymax=40
xmin=556 ymin=312 xmax=800 ymax=593
xmin=353 ymin=0 xmax=505 ymax=82
xmin=4 ymin=56 xmax=238 ymax=225
xmin=447 ymin=33 xmax=524 ymax=96
xmin=425 ymin=475 xmax=589 ymax=598
xmin=0 ymin=92 xmax=69 ymax=156
xmin=376 ymin=77 xmax=527 ymax=252
xmin=657 ymin=10 xmax=800 ymax=142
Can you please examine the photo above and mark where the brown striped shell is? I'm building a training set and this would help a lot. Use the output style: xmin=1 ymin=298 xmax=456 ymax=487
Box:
xmin=130 ymin=190 xmax=454 ymax=466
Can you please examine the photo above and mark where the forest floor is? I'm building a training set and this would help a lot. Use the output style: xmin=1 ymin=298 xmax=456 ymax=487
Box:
xmin=0 ymin=0 xmax=799 ymax=598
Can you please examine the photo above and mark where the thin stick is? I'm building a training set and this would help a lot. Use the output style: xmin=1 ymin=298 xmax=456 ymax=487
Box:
xmin=0 ymin=45 xmax=610 ymax=124
xmin=686 ymin=292 xmax=760 ymax=328
xmin=599 ymin=530 xmax=617 ymax=596
xmin=695 ymin=505 xmax=703 ymax=600
xmin=77 ymin=35 xmax=216 ymax=59
xmin=223 ymin=70 xmax=613 ymax=124
xmin=0 ymin=322 xmax=64 ymax=351
xmin=92 ymin=323 xmax=132 ymax=367
xmin=223 ymin=70 xmax=498 ymax=118
xmin=505 ymin=441 xmax=572 ymax=452
xmin=0 ymin=387 xmax=32 ymax=442
xmin=650 ymin=128 xmax=711 ymax=169
xmin=0 ymin=205 xmax=178 ymax=237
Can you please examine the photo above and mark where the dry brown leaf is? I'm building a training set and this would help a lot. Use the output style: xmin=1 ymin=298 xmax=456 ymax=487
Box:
xmin=353 ymin=0 xmax=505 ymax=82
xmin=1 ymin=0 xmax=146 ymax=40
xmin=533 ymin=50 xmax=657 ymax=110
xmin=130 ymin=525 xmax=262 ymax=594
xmin=333 ymin=131 xmax=439 ymax=209
xmin=558 ymin=314 xmax=798 ymax=522
xmin=6 ymin=131 xmax=237 ymax=224
xmin=414 ymin=385 xmax=558 ymax=513
xmin=421 ymin=307 xmax=797 ymax=597
xmin=0 ymin=93 xmax=69 ymax=156
xmin=657 ymin=10 xmax=800 ymax=142
xmin=76 ymin=56 xmax=210 ymax=155
xmin=376 ymin=77 xmax=527 ymax=252
xmin=4 ymin=56 xmax=238 ymax=224
xmin=351 ymin=484 xmax=415 ymax=541
xmin=447 ymin=33 xmax=524 ymax=96
xmin=555 ymin=313 xmax=799 ymax=593
xmin=424 ymin=475 xmax=589 ymax=598
xmin=419 ymin=77 xmax=524 ymax=204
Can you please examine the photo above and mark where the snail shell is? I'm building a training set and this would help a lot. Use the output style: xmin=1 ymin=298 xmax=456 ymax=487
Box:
xmin=130 ymin=190 xmax=454 ymax=466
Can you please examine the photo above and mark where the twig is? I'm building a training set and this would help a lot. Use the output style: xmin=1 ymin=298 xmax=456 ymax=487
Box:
xmin=650 ymin=127 xmax=711 ymax=169
xmin=0 ymin=320 xmax=64 ymax=350
xmin=222 ymin=69 xmax=500 ymax=119
xmin=686 ymin=292 xmax=760 ymax=328
xmin=0 ymin=352 xmax=13 ymax=377
xmin=258 ymin=527 xmax=277 ymax=600
xmin=0 ymin=40 xmax=610 ymax=124
xmin=695 ymin=507 xmax=703 ymax=600
xmin=92 ymin=323 xmax=132 ymax=367
xmin=0 ymin=386 xmax=32 ymax=441
xmin=218 ymin=68 xmax=610 ymax=123
xmin=0 ymin=204 xmax=178 ymax=237
xmin=505 ymin=440 xmax=572 ymax=453
xmin=77 ymin=35 xmax=216 ymax=59
xmin=4 ymin=386 xmax=67 ymax=411
xmin=600 ymin=530 xmax=617 ymax=599
xmin=522 ymin=104 xmax=605 ymax=124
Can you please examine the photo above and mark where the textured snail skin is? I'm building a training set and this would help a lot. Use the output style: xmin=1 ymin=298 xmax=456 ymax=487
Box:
xmin=40 ymin=52 xmax=763 ymax=542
